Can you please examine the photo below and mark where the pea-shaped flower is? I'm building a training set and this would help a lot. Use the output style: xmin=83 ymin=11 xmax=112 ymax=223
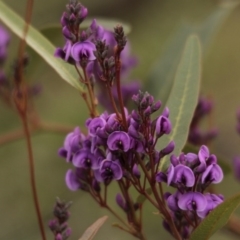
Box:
xmin=73 ymin=149 xmax=98 ymax=169
xmin=71 ymin=41 xmax=96 ymax=62
xmin=94 ymin=160 xmax=123 ymax=184
xmin=65 ymin=169 xmax=80 ymax=191
xmin=172 ymin=165 xmax=195 ymax=187
xmin=201 ymin=163 xmax=223 ymax=184
xmin=107 ymin=131 xmax=131 ymax=152
xmin=197 ymin=193 xmax=223 ymax=218
xmin=55 ymin=40 xmax=74 ymax=63
xmin=178 ymin=192 xmax=207 ymax=212
xmin=87 ymin=117 xmax=106 ymax=136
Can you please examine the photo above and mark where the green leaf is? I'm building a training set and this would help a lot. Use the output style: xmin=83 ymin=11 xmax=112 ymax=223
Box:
xmin=145 ymin=25 xmax=191 ymax=107
xmin=145 ymin=3 xmax=238 ymax=107
xmin=159 ymin=35 xmax=201 ymax=170
xmin=136 ymin=188 xmax=152 ymax=204
xmin=79 ymin=216 xmax=108 ymax=240
xmin=190 ymin=193 xmax=240 ymax=240
xmin=0 ymin=1 xmax=83 ymax=91
xmin=183 ymin=143 xmax=232 ymax=175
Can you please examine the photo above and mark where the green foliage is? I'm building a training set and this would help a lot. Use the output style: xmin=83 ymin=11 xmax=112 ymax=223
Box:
xmin=183 ymin=143 xmax=232 ymax=175
xmin=145 ymin=4 xmax=237 ymax=107
xmin=0 ymin=1 xmax=83 ymax=91
xmin=159 ymin=35 xmax=201 ymax=170
xmin=190 ymin=193 xmax=240 ymax=240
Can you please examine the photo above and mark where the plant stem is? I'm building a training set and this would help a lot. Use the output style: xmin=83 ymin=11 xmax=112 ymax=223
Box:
xmin=83 ymin=67 xmax=98 ymax=117
xmin=115 ymin=56 xmax=127 ymax=128
xmin=21 ymin=115 xmax=46 ymax=240
xmin=106 ymin=83 xmax=121 ymax=119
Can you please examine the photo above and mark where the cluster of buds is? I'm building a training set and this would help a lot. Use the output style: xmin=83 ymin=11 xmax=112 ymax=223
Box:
xmin=157 ymin=145 xmax=224 ymax=238
xmin=188 ymin=97 xmax=218 ymax=146
xmin=48 ymin=198 xmax=72 ymax=240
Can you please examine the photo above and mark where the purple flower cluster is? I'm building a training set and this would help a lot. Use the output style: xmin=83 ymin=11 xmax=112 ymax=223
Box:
xmin=48 ymin=198 xmax=72 ymax=240
xmin=59 ymin=91 xmax=173 ymax=188
xmin=55 ymin=1 xmax=139 ymax=110
xmin=57 ymin=2 xmax=225 ymax=238
xmin=188 ymin=97 xmax=218 ymax=146
xmin=55 ymin=5 xmax=100 ymax=65
xmin=157 ymin=145 xmax=224 ymax=238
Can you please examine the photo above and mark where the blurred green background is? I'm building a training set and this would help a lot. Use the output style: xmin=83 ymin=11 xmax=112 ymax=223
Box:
xmin=1 ymin=0 xmax=240 ymax=239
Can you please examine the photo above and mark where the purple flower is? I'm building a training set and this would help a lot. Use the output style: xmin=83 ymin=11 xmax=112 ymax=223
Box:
xmin=72 ymin=149 xmax=98 ymax=169
xmin=172 ymin=165 xmax=195 ymax=187
xmin=201 ymin=164 xmax=223 ymax=184
xmin=197 ymin=193 xmax=223 ymax=218
xmin=87 ymin=117 xmax=106 ymax=136
xmin=185 ymin=153 xmax=198 ymax=164
xmin=94 ymin=160 xmax=123 ymax=184
xmin=155 ymin=115 xmax=172 ymax=137
xmin=107 ymin=131 xmax=131 ymax=152
xmin=59 ymin=127 xmax=85 ymax=162
xmin=71 ymin=41 xmax=96 ymax=62
xmin=196 ymin=145 xmax=208 ymax=172
xmin=233 ymin=157 xmax=240 ymax=181
xmin=65 ymin=169 xmax=81 ymax=191
xmin=167 ymin=164 xmax=175 ymax=185
xmin=178 ymin=192 xmax=207 ymax=212
xmin=170 ymin=154 xmax=179 ymax=166
xmin=55 ymin=40 xmax=74 ymax=63
xmin=167 ymin=191 xmax=181 ymax=211
xmin=162 ymin=107 xmax=170 ymax=118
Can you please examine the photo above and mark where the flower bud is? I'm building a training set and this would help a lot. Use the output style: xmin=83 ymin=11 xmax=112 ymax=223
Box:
xmin=116 ymin=193 xmax=127 ymax=211
xmin=133 ymin=164 xmax=141 ymax=178
xmin=151 ymin=100 xmax=161 ymax=112
xmin=161 ymin=141 xmax=175 ymax=155
xmin=62 ymin=26 xmax=75 ymax=41
xmin=155 ymin=116 xmax=171 ymax=137
xmin=79 ymin=6 xmax=88 ymax=21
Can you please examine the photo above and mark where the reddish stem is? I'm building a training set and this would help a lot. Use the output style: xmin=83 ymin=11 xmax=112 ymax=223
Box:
xmin=21 ymin=115 xmax=46 ymax=240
